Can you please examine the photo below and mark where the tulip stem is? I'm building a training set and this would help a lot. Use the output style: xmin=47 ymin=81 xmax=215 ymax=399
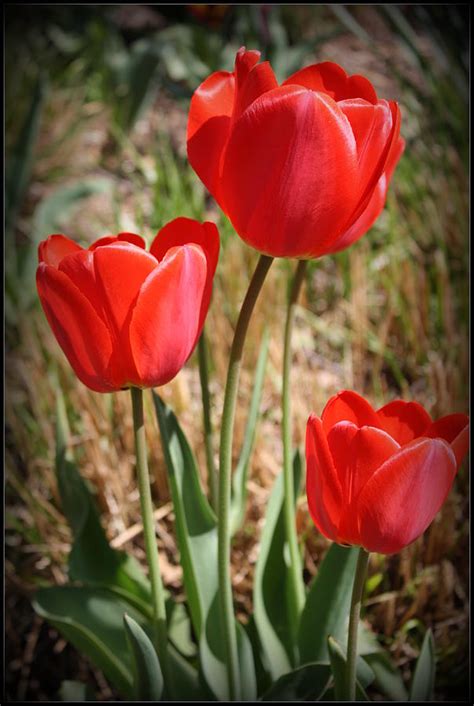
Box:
xmin=218 ymin=253 xmax=274 ymax=700
xmin=130 ymin=386 xmax=169 ymax=687
xmin=198 ymin=329 xmax=218 ymax=511
xmin=346 ymin=547 xmax=370 ymax=701
xmin=282 ymin=258 xmax=307 ymax=642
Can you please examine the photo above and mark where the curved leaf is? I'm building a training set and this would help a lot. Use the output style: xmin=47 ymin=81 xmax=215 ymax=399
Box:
xmin=124 ymin=614 xmax=163 ymax=701
xmin=154 ymin=393 xmax=254 ymax=700
xmin=261 ymin=662 xmax=331 ymax=701
xmin=327 ymin=636 xmax=372 ymax=701
xmin=364 ymin=651 xmax=408 ymax=701
xmin=55 ymin=392 xmax=151 ymax=611
xmin=298 ymin=544 xmax=359 ymax=664
xmin=253 ymin=450 xmax=302 ymax=679
xmin=409 ymin=629 xmax=435 ymax=701
xmin=230 ymin=327 xmax=270 ymax=535
xmin=153 ymin=392 xmax=216 ymax=637
xmin=33 ymin=586 xmax=140 ymax=698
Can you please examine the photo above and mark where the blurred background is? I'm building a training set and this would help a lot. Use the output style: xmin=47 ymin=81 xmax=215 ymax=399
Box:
xmin=5 ymin=4 xmax=469 ymax=702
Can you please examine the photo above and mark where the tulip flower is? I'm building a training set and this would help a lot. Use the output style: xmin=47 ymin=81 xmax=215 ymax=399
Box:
xmin=187 ymin=47 xmax=404 ymax=259
xmin=37 ymin=217 xmax=219 ymax=393
xmin=306 ymin=390 xmax=469 ymax=554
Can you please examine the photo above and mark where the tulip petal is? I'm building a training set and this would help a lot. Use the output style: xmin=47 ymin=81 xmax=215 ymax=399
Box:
xmin=130 ymin=245 xmax=207 ymax=388
xmin=306 ymin=414 xmax=343 ymax=540
xmin=328 ymin=137 xmax=405 ymax=254
xmin=59 ymin=244 xmax=158 ymax=385
xmin=357 ymin=438 xmax=457 ymax=554
xmin=37 ymin=263 xmax=115 ymax=392
xmin=376 ymin=400 xmax=433 ymax=446
xmin=284 ymin=61 xmax=378 ymax=104
xmin=89 ymin=233 xmax=146 ymax=250
xmin=321 ymin=390 xmax=381 ymax=434
xmin=92 ymin=244 xmax=158 ymax=338
xmin=220 ymin=86 xmax=359 ymax=258
xmin=335 ymin=426 xmax=400 ymax=545
xmin=187 ymin=70 xmax=235 ymax=200
xmin=346 ymin=426 xmax=400 ymax=502
xmin=38 ymin=234 xmax=83 ymax=268
xmin=338 ymin=99 xmax=393 ymax=203
xmin=326 ymin=420 xmax=359 ymax=490
xmin=150 ymin=217 xmax=219 ymax=337
xmin=233 ymin=60 xmax=278 ymax=122
xmin=423 ymin=414 xmax=469 ymax=467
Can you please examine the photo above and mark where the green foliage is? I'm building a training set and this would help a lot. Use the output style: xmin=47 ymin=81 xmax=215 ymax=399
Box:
xmin=298 ymin=544 xmax=359 ymax=663
xmin=123 ymin=614 xmax=164 ymax=701
xmin=34 ymin=585 xmax=141 ymax=699
xmin=230 ymin=327 xmax=270 ymax=535
xmin=260 ymin=662 xmax=331 ymax=701
xmin=328 ymin=636 xmax=371 ymax=701
xmin=409 ymin=629 xmax=435 ymax=701
xmin=153 ymin=393 xmax=256 ymax=700
xmin=253 ymin=450 xmax=302 ymax=679
xmin=55 ymin=391 xmax=152 ymax=614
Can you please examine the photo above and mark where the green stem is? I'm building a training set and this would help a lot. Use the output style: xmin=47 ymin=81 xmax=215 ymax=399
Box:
xmin=198 ymin=329 xmax=218 ymax=511
xmin=346 ymin=547 xmax=370 ymax=701
xmin=130 ymin=387 xmax=169 ymax=686
xmin=218 ymin=254 xmax=274 ymax=700
xmin=282 ymin=259 xmax=307 ymax=639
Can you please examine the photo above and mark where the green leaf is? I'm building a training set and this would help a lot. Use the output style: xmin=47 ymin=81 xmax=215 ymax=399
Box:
xmin=409 ymin=629 xmax=435 ymax=701
xmin=237 ymin=622 xmax=257 ymax=701
xmin=327 ymin=636 xmax=371 ymax=701
xmin=230 ymin=328 xmax=270 ymax=535
xmin=364 ymin=651 xmax=408 ymax=701
xmin=298 ymin=544 xmax=359 ymax=664
xmin=153 ymin=392 xmax=216 ymax=637
xmin=32 ymin=178 xmax=112 ymax=246
xmin=261 ymin=662 xmax=331 ymax=701
xmin=33 ymin=586 xmax=141 ymax=698
xmin=55 ymin=392 xmax=151 ymax=613
xmin=123 ymin=614 xmax=163 ymax=701
xmin=154 ymin=393 xmax=254 ymax=700
xmin=167 ymin=644 xmax=204 ymax=701
xmin=58 ymin=680 xmax=95 ymax=701
xmin=253 ymin=450 xmax=302 ymax=679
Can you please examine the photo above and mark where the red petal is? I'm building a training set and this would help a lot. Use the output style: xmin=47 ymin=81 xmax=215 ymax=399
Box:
xmin=376 ymin=400 xmax=432 ymax=445
xmin=356 ymin=438 xmax=457 ymax=554
xmin=338 ymin=99 xmax=393 ymax=204
xmin=423 ymin=414 xmax=469 ymax=467
xmin=89 ymin=233 xmax=146 ymax=250
xmin=327 ymin=423 xmax=399 ymax=546
xmin=38 ymin=234 xmax=83 ymax=268
xmin=305 ymin=414 xmax=343 ymax=541
xmin=130 ymin=244 xmax=207 ymax=387
xmin=233 ymin=59 xmax=278 ymax=122
xmin=187 ymin=70 xmax=235 ymax=201
xmin=220 ymin=86 xmax=359 ymax=258
xmin=92 ymin=243 xmax=158 ymax=383
xmin=36 ymin=263 xmax=115 ymax=392
xmin=346 ymin=426 xmax=400 ymax=503
xmin=326 ymin=420 xmax=359 ymax=493
xmin=321 ymin=390 xmax=381 ymax=434
xmin=59 ymin=244 xmax=158 ymax=385
xmin=327 ymin=137 xmax=405 ymax=254
xmin=284 ymin=61 xmax=378 ymax=104
xmin=92 ymin=244 xmax=157 ymax=336
xmin=150 ymin=217 xmax=219 ymax=337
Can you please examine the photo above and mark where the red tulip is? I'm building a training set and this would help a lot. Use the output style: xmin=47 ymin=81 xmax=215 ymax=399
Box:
xmin=37 ymin=218 xmax=219 ymax=393
xmin=306 ymin=391 xmax=469 ymax=554
xmin=187 ymin=48 xmax=404 ymax=259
